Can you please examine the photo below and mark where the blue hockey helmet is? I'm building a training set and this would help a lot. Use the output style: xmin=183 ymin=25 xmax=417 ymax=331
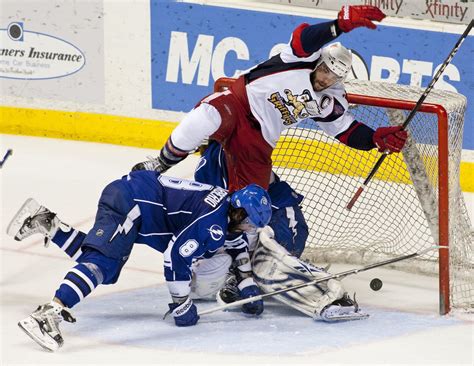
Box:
xmin=230 ymin=184 xmax=272 ymax=228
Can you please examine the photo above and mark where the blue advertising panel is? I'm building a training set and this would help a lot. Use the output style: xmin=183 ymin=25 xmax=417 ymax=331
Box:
xmin=150 ymin=1 xmax=473 ymax=149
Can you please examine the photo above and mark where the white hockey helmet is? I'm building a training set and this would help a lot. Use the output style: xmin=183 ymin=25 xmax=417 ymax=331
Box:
xmin=317 ymin=42 xmax=352 ymax=80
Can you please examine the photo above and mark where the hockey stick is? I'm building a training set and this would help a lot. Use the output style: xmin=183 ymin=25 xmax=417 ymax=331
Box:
xmin=346 ymin=19 xmax=473 ymax=211
xmin=198 ymin=245 xmax=445 ymax=316
xmin=0 ymin=149 xmax=13 ymax=168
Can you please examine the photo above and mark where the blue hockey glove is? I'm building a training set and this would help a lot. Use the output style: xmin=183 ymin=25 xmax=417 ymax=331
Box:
xmin=239 ymin=285 xmax=264 ymax=315
xmin=168 ymin=297 xmax=200 ymax=327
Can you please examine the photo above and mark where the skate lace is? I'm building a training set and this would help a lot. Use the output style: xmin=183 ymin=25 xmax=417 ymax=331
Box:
xmin=144 ymin=156 xmax=161 ymax=170
xmin=32 ymin=304 xmax=63 ymax=336
xmin=45 ymin=310 xmax=62 ymax=335
xmin=19 ymin=217 xmax=44 ymax=237
xmin=143 ymin=155 xmax=172 ymax=173
xmin=20 ymin=210 xmax=56 ymax=238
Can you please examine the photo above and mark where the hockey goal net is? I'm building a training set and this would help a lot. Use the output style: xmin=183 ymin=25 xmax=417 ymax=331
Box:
xmin=214 ymin=77 xmax=473 ymax=315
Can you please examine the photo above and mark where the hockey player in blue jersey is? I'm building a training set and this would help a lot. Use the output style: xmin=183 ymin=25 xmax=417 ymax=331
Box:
xmin=7 ymin=171 xmax=271 ymax=352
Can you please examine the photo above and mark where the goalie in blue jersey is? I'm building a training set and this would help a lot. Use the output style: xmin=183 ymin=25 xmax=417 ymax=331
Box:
xmin=7 ymin=171 xmax=271 ymax=352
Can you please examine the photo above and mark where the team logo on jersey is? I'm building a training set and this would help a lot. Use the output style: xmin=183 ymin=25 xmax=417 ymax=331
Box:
xmin=268 ymin=89 xmax=324 ymax=126
xmin=208 ymin=224 xmax=224 ymax=241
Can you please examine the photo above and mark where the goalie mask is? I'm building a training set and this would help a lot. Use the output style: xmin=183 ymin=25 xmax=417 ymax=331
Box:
xmin=230 ymin=184 xmax=272 ymax=230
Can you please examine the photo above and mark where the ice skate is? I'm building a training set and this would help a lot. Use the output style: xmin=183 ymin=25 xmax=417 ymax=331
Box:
xmin=7 ymin=198 xmax=60 ymax=246
xmin=132 ymin=155 xmax=170 ymax=172
xmin=318 ymin=293 xmax=369 ymax=322
xmin=18 ymin=301 xmax=76 ymax=352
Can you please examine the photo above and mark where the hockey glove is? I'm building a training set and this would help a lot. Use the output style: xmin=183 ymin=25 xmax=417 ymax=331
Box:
xmin=373 ymin=126 xmax=408 ymax=153
xmin=168 ymin=297 xmax=200 ymax=327
xmin=337 ymin=5 xmax=385 ymax=33
xmin=239 ymin=285 xmax=264 ymax=316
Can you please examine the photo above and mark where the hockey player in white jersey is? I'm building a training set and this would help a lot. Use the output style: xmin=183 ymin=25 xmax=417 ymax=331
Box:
xmin=7 ymin=171 xmax=271 ymax=352
xmin=133 ymin=5 xmax=408 ymax=193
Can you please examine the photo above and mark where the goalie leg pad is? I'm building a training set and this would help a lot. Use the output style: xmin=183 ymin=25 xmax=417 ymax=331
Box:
xmin=190 ymin=253 xmax=232 ymax=300
xmin=252 ymin=228 xmax=346 ymax=317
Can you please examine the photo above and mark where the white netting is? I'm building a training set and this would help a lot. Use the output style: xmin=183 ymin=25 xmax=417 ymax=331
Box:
xmin=272 ymin=80 xmax=473 ymax=312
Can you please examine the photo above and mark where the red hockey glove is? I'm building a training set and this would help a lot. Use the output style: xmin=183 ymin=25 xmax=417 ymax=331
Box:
xmin=337 ymin=5 xmax=386 ymax=33
xmin=373 ymin=126 xmax=408 ymax=153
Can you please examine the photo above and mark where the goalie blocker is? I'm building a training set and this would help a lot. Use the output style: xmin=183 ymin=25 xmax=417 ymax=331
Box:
xmin=252 ymin=227 xmax=368 ymax=322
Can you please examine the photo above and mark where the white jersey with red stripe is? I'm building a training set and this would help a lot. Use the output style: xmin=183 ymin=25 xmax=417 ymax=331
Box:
xmin=242 ymin=31 xmax=355 ymax=148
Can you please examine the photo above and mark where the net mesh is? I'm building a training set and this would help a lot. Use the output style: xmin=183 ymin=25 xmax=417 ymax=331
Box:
xmin=272 ymin=80 xmax=473 ymax=311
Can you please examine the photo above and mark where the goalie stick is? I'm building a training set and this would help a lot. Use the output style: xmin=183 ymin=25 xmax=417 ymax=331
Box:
xmin=346 ymin=19 xmax=473 ymax=210
xmin=198 ymin=245 xmax=446 ymax=316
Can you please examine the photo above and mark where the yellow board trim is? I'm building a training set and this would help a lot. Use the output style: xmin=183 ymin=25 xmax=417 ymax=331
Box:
xmin=1 ymin=106 xmax=473 ymax=192
xmin=0 ymin=106 xmax=175 ymax=149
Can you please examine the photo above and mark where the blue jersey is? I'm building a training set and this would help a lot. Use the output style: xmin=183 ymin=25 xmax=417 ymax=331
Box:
xmin=129 ymin=173 xmax=229 ymax=253
xmin=81 ymin=171 xmax=232 ymax=298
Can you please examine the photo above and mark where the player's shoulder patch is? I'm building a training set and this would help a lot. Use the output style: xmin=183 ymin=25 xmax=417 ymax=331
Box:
xmin=207 ymin=224 xmax=224 ymax=241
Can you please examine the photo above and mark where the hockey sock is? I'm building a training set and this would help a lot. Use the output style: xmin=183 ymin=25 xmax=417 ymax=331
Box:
xmin=54 ymin=263 xmax=101 ymax=308
xmin=52 ymin=228 xmax=86 ymax=261
xmin=160 ymin=137 xmax=189 ymax=168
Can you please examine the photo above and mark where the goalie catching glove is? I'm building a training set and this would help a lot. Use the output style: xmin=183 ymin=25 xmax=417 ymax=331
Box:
xmin=337 ymin=5 xmax=386 ymax=33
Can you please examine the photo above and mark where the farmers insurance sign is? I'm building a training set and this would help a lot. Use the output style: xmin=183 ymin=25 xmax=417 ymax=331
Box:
xmin=0 ymin=1 xmax=104 ymax=104
xmin=0 ymin=22 xmax=85 ymax=80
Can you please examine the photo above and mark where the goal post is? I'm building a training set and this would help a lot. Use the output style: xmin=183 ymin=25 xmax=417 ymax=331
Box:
xmin=213 ymin=77 xmax=473 ymax=315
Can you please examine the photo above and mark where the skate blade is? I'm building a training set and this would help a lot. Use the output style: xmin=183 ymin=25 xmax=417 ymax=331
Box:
xmin=6 ymin=198 xmax=40 ymax=239
xmin=18 ymin=317 xmax=59 ymax=352
xmin=318 ymin=312 xmax=370 ymax=322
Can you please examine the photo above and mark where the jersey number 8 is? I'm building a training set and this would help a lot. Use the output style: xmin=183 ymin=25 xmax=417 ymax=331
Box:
xmin=159 ymin=176 xmax=213 ymax=191
xmin=179 ymin=239 xmax=199 ymax=257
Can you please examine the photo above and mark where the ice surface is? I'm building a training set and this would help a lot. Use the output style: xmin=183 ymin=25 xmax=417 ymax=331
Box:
xmin=73 ymin=285 xmax=462 ymax=355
